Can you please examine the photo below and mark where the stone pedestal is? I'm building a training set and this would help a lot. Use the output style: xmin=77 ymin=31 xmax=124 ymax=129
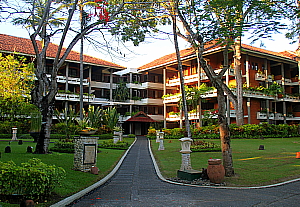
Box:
xmin=179 ymin=137 xmax=193 ymax=171
xmin=177 ymin=169 xmax=202 ymax=181
xmin=177 ymin=137 xmax=201 ymax=180
xmin=74 ymin=136 xmax=99 ymax=172
xmin=11 ymin=127 xmax=18 ymax=141
xmin=119 ymin=132 xmax=123 ymax=142
xmin=113 ymin=136 xmax=119 ymax=144
xmin=158 ymin=132 xmax=165 ymax=150
xmin=113 ymin=131 xmax=121 ymax=143
xmin=155 ymin=130 xmax=160 ymax=143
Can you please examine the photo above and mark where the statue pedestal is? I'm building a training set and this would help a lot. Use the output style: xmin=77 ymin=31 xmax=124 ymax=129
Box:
xmin=177 ymin=169 xmax=202 ymax=181
xmin=177 ymin=137 xmax=201 ymax=181
xmin=74 ymin=136 xmax=99 ymax=172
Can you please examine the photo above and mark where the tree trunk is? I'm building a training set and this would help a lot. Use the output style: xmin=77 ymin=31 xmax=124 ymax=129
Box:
xmin=172 ymin=15 xmax=192 ymax=139
xmin=217 ymin=88 xmax=234 ymax=176
xmin=234 ymin=36 xmax=244 ymax=126
xmin=34 ymin=99 xmax=54 ymax=154
xmin=196 ymin=45 xmax=234 ymax=176
xmin=31 ymin=62 xmax=56 ymax=154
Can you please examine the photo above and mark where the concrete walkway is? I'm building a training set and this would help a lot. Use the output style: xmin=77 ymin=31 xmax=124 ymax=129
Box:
xmin=63 ymin=136 xmax=300 ymax=207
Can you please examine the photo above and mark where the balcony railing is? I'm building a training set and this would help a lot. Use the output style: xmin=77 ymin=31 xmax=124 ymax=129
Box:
xmin=255 ymin=73 xmax=266 ymax=81
xmin=53 ymin=75 xmax=89 ymax=85
xmin=163 ymin=94 xmax=181 ymax=103
xmin=126 ymin=82 xmax=164 ymax=90
xmin=166 ymin=74 xmax=199 ymax=86
xmin=256 ymin=112 xmax=284 ymax=120
xmin=55 ymin=93 xmax=95 ymax=102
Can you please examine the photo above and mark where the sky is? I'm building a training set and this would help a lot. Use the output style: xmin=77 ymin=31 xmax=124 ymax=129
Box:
xmin=0 ymin=21 xmax=298 ymax=69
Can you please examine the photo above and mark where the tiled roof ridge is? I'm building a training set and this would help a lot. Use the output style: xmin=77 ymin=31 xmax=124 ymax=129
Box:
xmin=139 ymin=41 xmax=297 ymax=70
xmin=0 ymin=33 xmax=125 ymax=68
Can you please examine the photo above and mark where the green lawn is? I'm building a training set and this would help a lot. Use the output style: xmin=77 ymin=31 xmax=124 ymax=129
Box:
xmin=0 ymin=138 xmax=134 ymax=206
xmin=2 ymin=137 xmax=300 ymax=206
xmin=151 ymin=138 xmax=300 ymax=186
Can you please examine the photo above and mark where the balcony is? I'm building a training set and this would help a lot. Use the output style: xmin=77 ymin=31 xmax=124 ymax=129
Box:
xmin=166 ymin=74 xmax=199 ymax=86
xmin=256 ymin=112 xmax=275 ymax=120
xmin=90 ymin=81 xmax=116 ymax=89
xmin=55 ymin=75 xmax=89 ymax=85
xmin=256 ymin=112 xmax=284 ymax=120
xmin=163 ymin=94 xmax=181 ymax=103
xmin=283 ymin=95 xmax=300 ymax=102
xmin=215 ymin=68 xmax=235 ymax=76
xmin=139 ymin=98 xmax=163 ymax=105
xmin=126 ymin=82 xmax=164 ymax=90
xmin=200 ymin=68 xmax=235 ymax=80
xmin=55 ymin=93 xmax=95 ymax=102
xmin=254 ymin=73 xmax=273 ymax=81
xmin=255 ymin=73 xmax=266 ymax=81
xmin=202 ymin=89 xmax=218 ymax=98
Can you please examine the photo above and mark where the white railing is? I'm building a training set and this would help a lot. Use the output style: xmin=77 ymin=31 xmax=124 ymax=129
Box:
xmin=55 ymin=93 xmax=95 ymax=102
xmin=163 ymin=94 xmax=181 ymax=103
xmin=55 ymin=75 xmax=89 ymax=85
xmin=255 ymin=73 xmax=266 ymax=81
xmin=167 ymin=74 xmax=199 ymax=86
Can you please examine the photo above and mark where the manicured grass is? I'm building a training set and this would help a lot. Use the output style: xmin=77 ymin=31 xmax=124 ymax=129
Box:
xmin=151 ymin=138 xmax=300 ymax=187
xmin=0 ymin=138 xmax=134 ymax=206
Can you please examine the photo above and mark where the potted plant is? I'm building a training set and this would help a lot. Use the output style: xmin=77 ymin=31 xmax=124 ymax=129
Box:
xmin=113 ymin=126 xmax=123 ymax=136
xmin=79 ymin=127 xmax=97 ymax=135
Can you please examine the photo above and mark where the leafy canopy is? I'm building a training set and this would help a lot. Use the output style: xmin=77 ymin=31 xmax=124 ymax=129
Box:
xmin=0 ymin=53 xmax=34 ymax=101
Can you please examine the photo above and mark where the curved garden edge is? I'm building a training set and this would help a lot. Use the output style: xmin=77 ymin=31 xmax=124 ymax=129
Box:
xmin=50 ymin=138 xmax=137 ymax=207
xmin=148 ymin=139 xmax=300 ymax=189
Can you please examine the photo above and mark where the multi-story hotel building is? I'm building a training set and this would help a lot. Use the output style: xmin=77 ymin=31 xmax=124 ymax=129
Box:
xmin=1 ymin=34 xmax=299 ymax=135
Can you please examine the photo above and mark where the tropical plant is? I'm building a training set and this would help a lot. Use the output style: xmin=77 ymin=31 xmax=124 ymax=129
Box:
xmin=54 ymin=107 xmax=79 ymax=138
xmin=113 ymin=81 xmax=130 ymax=101
xmin=83 ymin=105 xmax=103 ymax=129
xmin=102 ymin=107 xmax=120 ymax=132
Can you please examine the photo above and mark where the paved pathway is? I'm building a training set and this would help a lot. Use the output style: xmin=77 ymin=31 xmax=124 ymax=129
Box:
xmin=68 ymin=136 xmax=300 ymax=207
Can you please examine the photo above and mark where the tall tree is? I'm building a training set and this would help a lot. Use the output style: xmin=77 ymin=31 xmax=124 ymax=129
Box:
xmin=10 ymin=0 xmax=166 ymax=153
xmin=0 ymin=53 xmax=35 ymax=120
xmin=161 ymin=0 xmax=295 ymax=176
xmin=207 ymin=0 xmax=295 ymax=125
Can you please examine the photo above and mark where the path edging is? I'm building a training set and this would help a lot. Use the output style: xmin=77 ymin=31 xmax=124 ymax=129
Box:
xmin=50 ymin=138 xmax=137 ymax=207
xmin=148 ymin=139 xmax=300 ymax=189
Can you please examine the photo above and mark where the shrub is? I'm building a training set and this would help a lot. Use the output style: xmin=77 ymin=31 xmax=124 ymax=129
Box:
xmin=96 ymin=133 xmax=113 ymax=139
xmin=50 ymin=140 xmax=75 ymax=153
xmin=127 ymin=134 xmax=136 ymax=138
xmin=52 ymin=122 xmax=80 ymax=137
xmin=171 ymin=128 xmax=184 ymax=136
xmin=0 ymin=158 xmax=65 ymax=200
xmin=147 ymin=127 xmax=157 ymax=136
xmin=146 ymin=135 xmax=156 ymax=140
xmin=0 ymin=120 xmax=30 ymax=134
xmin=99 ymin=140 xmax=129 ymax=150
xmin=191 ymin=140 xmax=221 ymax=152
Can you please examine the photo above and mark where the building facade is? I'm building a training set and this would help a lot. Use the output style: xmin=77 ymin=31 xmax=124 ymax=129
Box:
xmin=1 ymin=34 xmax=299 ymax=135
xmin=135 ymin=43 xmax=300 ymax=130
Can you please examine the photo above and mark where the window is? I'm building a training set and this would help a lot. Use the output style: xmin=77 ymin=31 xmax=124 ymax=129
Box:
xmin=69 ymin=68 xmax=77 ymax=77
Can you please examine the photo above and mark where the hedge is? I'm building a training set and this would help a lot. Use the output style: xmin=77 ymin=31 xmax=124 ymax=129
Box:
xmin=147 ymin=123 xmax=300 ymax=139
xmin=0 ymin=158 xmax=65 ymax=200
xmin=98 ymin=140 xmax=130 ymax=150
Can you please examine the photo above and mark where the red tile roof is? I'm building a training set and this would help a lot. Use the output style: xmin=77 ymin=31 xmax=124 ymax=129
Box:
xmin=138 ymin=40 xmax=223 ymax=70
xmin=126 ymin=111 xmax=157 ymax=122
xmin=0 ymin=34 xmax=125 ymax=68
xmin=241 ymin=44 xmax=297 ymax=60
xmin=139 ymin=41 xmax=297 ymax=70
